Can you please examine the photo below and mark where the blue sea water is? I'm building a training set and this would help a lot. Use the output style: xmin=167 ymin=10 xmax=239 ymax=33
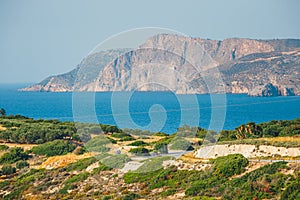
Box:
xmin=1 ymin=83 xmax=300 ymax=134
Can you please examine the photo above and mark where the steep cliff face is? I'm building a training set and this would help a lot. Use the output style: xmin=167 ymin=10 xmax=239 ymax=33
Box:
xmin=20 ymin=34 xmax=300 ymax=96
xmin=249 ymin=83 xmax=295 ymax=97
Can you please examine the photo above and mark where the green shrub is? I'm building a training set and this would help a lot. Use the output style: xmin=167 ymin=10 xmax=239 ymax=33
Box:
xmin=223 ymin=161 xmax=288 ymax=200
xmin=107 ymin=137 xmax=117 ymax=144
xmin=169 ymin=138 xmax=193 ymax=150
xmin=153 ymin=132 xmax=169 ymax=137
xmin=111 ymin=132 xmax=132 ymax=138
xmin=16 ymin=160 xmax=29 ymax=169
xmin=73 ymin=146 xmax=87 ymax=155
xmin=1 ymin=164 xmax=16 ymax=175
xmin=59 ymin=172 xmax=90 ymax=194
xmin=0 ymin=144 xmax=8 ymax=151
xmin=85 ymin=136 xmax=111 ymax=152
xmin=88 ymin=125 xmax=103 ymax=134
xmin=91 ymin=163 xmax=112 ymax=175
xmin=122 ymin=193 xmax=140 ymax=200
xmin=0 ymin=180 xmax=10 ymax=188
xmin=101 ymin=196 xmax=112 ymax=200
xmin=154 ymin=142 xmax=168 ymax=154
xmin=127 ymin=140 xmax=148 ymax=146
xmin=119 ymin=136 xmax=135 ymax=142
xmin=212 ymin=154 xmax=249 ymax=177
xmin=0 ymin=118 xmax=78 ymax=144
xmin=175 ymin=125 xmax=200 ymax=138
xmin=100 ymin=124 xmax=122 ymax=134
xmin=135 ymin=156 xmax=174 ymax=173
xmin=128 ymin=147 xmax=150 ymax=156
xmin=192 ymin=196 xmax=216 ymax=200
xmin=65 ymin=157 xmax=97 ymax=172
xmin=101 ymin=154 xmax=130 ymax=169
xmin=31 ymin=140 xmax=75 ymax=156
xmin=161 ymin=188 xmax=176 ymax=197
xmin=0 ymin=147 xmax=30 ymax=164
xmin=281 ymin=178 xmax=300 ymax=200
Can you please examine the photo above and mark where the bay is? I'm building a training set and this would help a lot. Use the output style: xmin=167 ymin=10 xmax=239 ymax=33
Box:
xmin=0 ymin=83 xmax=300 ymax=134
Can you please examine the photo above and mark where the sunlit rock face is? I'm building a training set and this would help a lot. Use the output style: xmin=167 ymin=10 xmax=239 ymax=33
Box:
xmin=21 ymin=34 xmax=300 ymax=96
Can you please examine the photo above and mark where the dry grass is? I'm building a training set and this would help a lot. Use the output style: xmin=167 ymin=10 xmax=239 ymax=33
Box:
xmin=180 ymin=152 xmax=209 ymax=163
xmin=0 ymin=142 xmax=38 ymax=151
xmin=37 ymin=152 xmax=96 ymax=169
xmin=0 ymin=124 xmax=6 ymax=131
xmin=257 ymin=136 xmax=300 ymax=142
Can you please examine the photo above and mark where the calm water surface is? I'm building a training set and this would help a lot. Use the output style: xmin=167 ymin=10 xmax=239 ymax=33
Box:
xmin=0 ymin=83 xmax=300 ymax=133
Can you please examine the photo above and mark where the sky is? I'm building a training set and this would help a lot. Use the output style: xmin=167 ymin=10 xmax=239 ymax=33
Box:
xmin=0 ymin=0 xmax=299 ymax=83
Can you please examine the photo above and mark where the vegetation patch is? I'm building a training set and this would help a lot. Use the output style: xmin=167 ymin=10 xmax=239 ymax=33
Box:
xmin=31 ymin=140 xmax=75 ymax=156
xmin=0 ymin=147 xmax=30 ymax=164
xmin=128 ymin=147 xmax=150 ymax=156
xmin=127 ymin=140 xmax=148 ymax=146
xmin=85 ymin=135 xmax=111 ymax=152
xmin=65 ymin=157 xmax=97 ymax=172
xmin=101 ymin=154 xmax=130 ymax=169
xmin=59 ymin=172 xmax=90 ymax=194
xmin=135 ymin=156 xmax=175 ymax=173
xmin=211 ymin=154 xmax=249 ymax=178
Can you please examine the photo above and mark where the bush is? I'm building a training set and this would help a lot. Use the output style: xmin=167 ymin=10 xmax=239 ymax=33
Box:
xmin=31 ymin=140 xmax=75 ymax=156
xmin=212 ymin=154 xmax=249 ymax=178
xmin=85 ymin=136 xmax=111 ymax=152
xmin=0 ymin=118 xmax=79 ymax=144
xmin=92 ymin=163 xmax=112 ymax=175
xmin=100 ymin=124 xmax=122 ymax=134
xmin=59 ymin=172 xmax=90 ymax=194
xmin=101 ymin=154 xmax=130 ymax=169
xmin=169 ymin=138 xmax=193 ymax=150
xmin=281 ymin=178 xmax=300 ymax=200
xmin=111 ymin=132 xmax=132 ymax=138
xmin=122 ymin=193 xmax=140 ymax=200
xmin=0 ymin=147 xmax=30 ymax=164
xmin=135 ymin=156 xmax=174 ymax=173
xmin=153 ymin=132 xmax=169 ymax=137
xmin=65 ymin=157 xmax=97 ymax=172
xmin=119 ymin=136 xmax=135 ymax=142
xmin=16 ymin=160 xmax=29 ymax=169
xmin=129 ymin=147 xmax=150 ymax=156
xmin=0 ymin=144 xmax=8 ymax=151
xmin=224 ymin=161 xmax=289 ymax=200
xmin=1 ymin=164 xmax=16 ymax=175
xmin=73 ymin=146 xmax=87 ymax=155
xmin=154 ymin=142 xmax=168 ymax=154
xmin=127 ymin=140 xmax=147 ymax=146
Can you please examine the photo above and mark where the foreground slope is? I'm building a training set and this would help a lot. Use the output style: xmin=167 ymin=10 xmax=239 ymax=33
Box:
xmin=0 ymin=115 xmax=300 ymax=199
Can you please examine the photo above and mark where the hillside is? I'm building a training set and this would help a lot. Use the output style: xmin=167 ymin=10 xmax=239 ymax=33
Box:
xmin=21 ymin=34 xmax=300 ymax=96
xmin=0 ymin=115 xmax=299 ymax=199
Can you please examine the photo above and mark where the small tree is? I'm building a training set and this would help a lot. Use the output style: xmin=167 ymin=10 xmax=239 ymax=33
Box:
xmin=0 ymin=108 xmax=6 ymax=116
xmin=16 ymin=160 xmax=30 ymax=169
xmin=1 ymin=164 xmax=16 ymax=175
xmin=154 ymin=142 xmax=168 ymax=154
xmin=129 ymin=147 xmax=150 ymax=156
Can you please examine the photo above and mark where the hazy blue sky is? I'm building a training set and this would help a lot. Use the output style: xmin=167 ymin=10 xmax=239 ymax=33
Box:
xmin=0 ymin=0 xmax=299 ymax=83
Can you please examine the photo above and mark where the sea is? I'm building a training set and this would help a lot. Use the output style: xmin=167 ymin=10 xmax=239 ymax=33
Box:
xmin=1 ymin=83 xmax=300 ymax=134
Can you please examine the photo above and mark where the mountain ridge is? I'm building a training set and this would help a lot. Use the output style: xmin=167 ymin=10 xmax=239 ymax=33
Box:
xmin=21 ymin=34 xmax=300 ymax=96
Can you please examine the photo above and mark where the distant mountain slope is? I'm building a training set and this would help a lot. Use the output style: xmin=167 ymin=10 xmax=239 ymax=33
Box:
xmin=21 ymin=34 xmax=300 ymax=96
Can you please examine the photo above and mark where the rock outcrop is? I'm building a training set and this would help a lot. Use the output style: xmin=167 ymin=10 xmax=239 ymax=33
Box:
xmin=20 ymin=34 xmax=300 ymax=96
xmin=249 ymin=83 xmax=295 ymax=97
xmin=194 ymin=144 xmax=300 ymax=159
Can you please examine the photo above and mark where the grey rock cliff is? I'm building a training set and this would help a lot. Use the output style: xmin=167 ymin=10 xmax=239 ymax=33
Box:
xmin=21 ymin=34 xmax=300 ymax=96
